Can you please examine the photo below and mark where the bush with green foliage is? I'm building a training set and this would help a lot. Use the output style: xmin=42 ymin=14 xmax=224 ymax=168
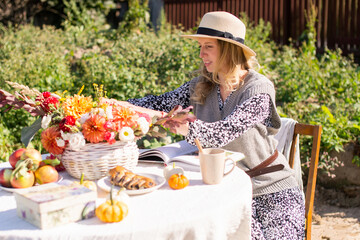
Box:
xmin=261 ymin=7 xmax=360 ymax=174
xmin=0 ymin=14 xmax=200 ymax=161
xmin=0 ymin=8 xmax=359 ymax=179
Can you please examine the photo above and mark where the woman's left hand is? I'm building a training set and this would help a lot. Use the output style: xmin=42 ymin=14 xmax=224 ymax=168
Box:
xmin=172 ymin=121 xmax=189 ymax=136
xmin=154 ymin=105 xmax=196 ymax=136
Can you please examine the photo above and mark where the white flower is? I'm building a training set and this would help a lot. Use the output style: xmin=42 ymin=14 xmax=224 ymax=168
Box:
xmin=97 ymin=108 xmax=105 ymax=116
xmin=60 ymin=130 xmax=71 ymax=141
xmin=90 ymin=108 xmax=105 ymax=116
xmin=41 ymin=115 xmax=52 ymax=129
xmin=51 ymin=93 xmax=61 ymax=99
xmin=118 ymin=127 xmax=135 ymax=142
xmin=106 ymin=106 xmax=113 ymax=120
xmin=79 ymin=113 xmax=90 ymax=125
xmin=55 ymin=138 xmax=65 ymax=147
xmin=137 ymin=117 xmax=149 ymax=134
xmin=68 ymin=132 xmax=86 ymax=151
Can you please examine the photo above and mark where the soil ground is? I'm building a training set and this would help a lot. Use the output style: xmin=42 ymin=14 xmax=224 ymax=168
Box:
xmin=311 ymin=185 xmax=360 ymax=240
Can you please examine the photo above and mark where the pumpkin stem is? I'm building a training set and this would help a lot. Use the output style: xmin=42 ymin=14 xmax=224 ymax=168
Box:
xmin=110 ymin=184 xmax=114 ymax=205
xmin=80 ymin=173 xmax=84 ymax=185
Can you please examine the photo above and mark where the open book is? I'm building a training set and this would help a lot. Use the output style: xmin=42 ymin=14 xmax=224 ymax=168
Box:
xmin=138 ymin=140 xmax=245 ymax=171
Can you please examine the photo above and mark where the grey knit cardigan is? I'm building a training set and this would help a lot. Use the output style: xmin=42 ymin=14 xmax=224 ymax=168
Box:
xmin=189 ymin=69 xmax=298 ymax=197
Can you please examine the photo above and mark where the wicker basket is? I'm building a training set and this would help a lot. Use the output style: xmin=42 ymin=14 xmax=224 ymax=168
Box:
xmin=60 ymin=141 xmax=139 ymax=181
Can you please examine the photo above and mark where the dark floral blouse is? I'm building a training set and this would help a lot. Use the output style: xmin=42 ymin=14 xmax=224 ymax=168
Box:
xmin=128 ymin=81 xmax=272 ymax=148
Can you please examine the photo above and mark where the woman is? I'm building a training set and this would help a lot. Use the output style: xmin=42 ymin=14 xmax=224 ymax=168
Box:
xmin=127 ymin=11 xmax=305 ymax=239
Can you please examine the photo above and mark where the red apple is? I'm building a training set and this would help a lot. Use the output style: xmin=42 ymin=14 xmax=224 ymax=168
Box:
xmin=0 ymin=168 xmax=13 ymax=187
xmin=9 ymin=148 xmax=26 ymax=168
xmin=20 ymin=148 xmax=42 ymax=171
xmin=10 ymin=170 xmax=35 ymax=188
xmin=35 ymin=165 xmax=59 ymax=184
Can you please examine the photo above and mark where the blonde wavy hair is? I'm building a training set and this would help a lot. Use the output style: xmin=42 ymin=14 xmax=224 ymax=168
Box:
xmin=191 ymin=40 xmax=258 ymax=104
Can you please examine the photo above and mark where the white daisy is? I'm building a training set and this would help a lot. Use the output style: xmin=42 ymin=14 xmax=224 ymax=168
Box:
xmin=118 ymin=127 xmax=135 ymax=142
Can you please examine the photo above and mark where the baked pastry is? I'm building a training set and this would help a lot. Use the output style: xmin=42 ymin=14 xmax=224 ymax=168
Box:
xmin=109 ymin=166 xmax=156 ymax=190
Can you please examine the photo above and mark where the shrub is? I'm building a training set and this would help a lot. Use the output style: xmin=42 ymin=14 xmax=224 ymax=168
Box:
xmin=0 ymin=9 xmax=359 ymax=179
xmin=263 ymin=7 xmax=360 ymax=169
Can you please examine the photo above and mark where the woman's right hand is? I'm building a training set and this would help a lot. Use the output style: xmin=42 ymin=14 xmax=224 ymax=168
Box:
xmin=130 ymin=104 xmax=165 ymax=119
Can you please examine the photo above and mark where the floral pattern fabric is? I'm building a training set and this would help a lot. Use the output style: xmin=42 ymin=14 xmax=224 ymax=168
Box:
xmin=128 ymin=81 xmax=272 ymax=148
xmin=251 ymin=187 xmax=305 ymax=240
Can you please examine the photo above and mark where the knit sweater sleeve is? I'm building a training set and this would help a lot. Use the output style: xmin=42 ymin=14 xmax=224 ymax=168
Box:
xmin=127 ymin=82 xmax=191 ymax=112
xmin=186 ymin=93 xmax=272 ymax=148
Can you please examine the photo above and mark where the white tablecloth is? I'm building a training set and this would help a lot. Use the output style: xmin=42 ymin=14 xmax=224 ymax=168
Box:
xmin=0 ymin=162 xmax=252 ymax=240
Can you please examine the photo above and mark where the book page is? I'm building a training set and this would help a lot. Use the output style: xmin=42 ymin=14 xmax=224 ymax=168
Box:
xmin=139 ymin=141 xmax=245 ymax=169
xmin=139 ymin=140 xmax=198 ymax=163
xmin=168 ymin=149 xmax=245 ymax=171
xmin=168 ymin=155 xmax=200 ymax=171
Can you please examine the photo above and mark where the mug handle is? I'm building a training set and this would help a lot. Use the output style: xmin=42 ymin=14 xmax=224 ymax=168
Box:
xmin=224 ymin=158 xmax=236 ymax=176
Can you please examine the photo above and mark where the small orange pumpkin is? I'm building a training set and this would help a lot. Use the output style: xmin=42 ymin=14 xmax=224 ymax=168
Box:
xmin=96 ymin=185 xmax=129 ymax=223
xmin=78 ymin=173 xmax=97 ymax=192
xmin=168 ymin=173 xmax=189 ymax=190
xmin=163 ymin=162 xmax=184 ymax=181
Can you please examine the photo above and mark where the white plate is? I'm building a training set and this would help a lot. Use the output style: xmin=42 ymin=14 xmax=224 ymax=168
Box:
xmin=97 ymin=173 xmax=166 ymax=196
xmin=0 ymin=175 xmax=63 ymax=193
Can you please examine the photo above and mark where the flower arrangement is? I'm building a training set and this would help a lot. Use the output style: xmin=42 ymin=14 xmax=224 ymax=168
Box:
xmin=0 ymin=81 xmax=196 ymax=156
xmin=39 ymin=86 xmax=155 ymax=155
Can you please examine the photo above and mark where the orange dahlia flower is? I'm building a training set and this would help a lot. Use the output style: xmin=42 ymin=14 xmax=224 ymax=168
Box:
xmin=41 ymin=126 xmax=65 ymax=155
xmin=82 ymin=115 xmax=106 ymax=143
xmin=62 ymin=95 xmax=93 ymax=120
xmin=112 ymin=105 xmax=137 ymax=130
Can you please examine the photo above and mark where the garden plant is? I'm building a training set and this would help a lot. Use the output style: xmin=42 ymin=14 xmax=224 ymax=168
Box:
xmin=0 ymin=1 xmax=359 ymax=179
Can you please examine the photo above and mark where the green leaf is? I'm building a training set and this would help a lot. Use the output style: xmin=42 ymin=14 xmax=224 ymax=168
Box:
xmin=352 ymin=124 xmax=360 ymax=131
xmin=352 ymin=155 xmax=360 ymax=167
xmin=321 ymin=105 xmax=336 ymax=124
xmin=21 ymin=118 xmax=42 ymax=147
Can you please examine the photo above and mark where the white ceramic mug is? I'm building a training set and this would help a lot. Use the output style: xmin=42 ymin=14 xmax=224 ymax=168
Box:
xmin=199 ymin=148 xmax=236 ymax=185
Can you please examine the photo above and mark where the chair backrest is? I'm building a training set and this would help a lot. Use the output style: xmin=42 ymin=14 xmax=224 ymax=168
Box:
xmin=288 ymin=123 xmax=322 ymax=240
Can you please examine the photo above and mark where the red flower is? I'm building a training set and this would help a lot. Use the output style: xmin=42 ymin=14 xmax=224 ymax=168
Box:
xmin=59 ymin=116 xmax=76 ymax=132
xmin=42 ymin=92 xmax=51 ymax=98
xmin=104 ymin=121 xmax=115 ymax=131
xmin=104 ymin=131 xmax=116 ymax=144
xmin=40 ymin=96 xmax=59 ymax=112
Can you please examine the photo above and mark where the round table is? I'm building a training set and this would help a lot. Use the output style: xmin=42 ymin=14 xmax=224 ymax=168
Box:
xmin=0 ymin=162 xmax=252 ymax=240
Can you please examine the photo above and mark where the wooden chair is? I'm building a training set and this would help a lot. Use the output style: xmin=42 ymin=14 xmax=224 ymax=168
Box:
xmin=288 ymin=123 xmax=322 ymax=240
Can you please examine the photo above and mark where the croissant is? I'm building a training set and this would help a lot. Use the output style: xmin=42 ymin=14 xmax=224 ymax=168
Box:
xmin=109 ymin=166 xmax=156 ymax=190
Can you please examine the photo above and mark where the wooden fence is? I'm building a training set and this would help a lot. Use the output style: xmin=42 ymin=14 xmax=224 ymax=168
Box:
xmin=163 ymin=0 xmax=360 ymax=59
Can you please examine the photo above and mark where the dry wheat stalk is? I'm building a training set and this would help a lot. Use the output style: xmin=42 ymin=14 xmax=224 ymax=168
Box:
xmin=0 ymin=89 xmax=44 ymax=116
xmin=5 ymin=81 xmax=41 ymax=97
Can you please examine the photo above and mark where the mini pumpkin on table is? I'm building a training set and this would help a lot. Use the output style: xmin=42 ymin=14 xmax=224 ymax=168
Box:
xmin=164 ymin=163 xmax=189 ymax=190
xmin=96 ymin=185 xmax=129 ymax=223
xmin=75 ymin=173 xmax=97 ymax=192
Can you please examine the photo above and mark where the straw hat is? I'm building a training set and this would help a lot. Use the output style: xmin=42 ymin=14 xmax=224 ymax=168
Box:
xmin=181 ymin=11 xmax=256 ymax=60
